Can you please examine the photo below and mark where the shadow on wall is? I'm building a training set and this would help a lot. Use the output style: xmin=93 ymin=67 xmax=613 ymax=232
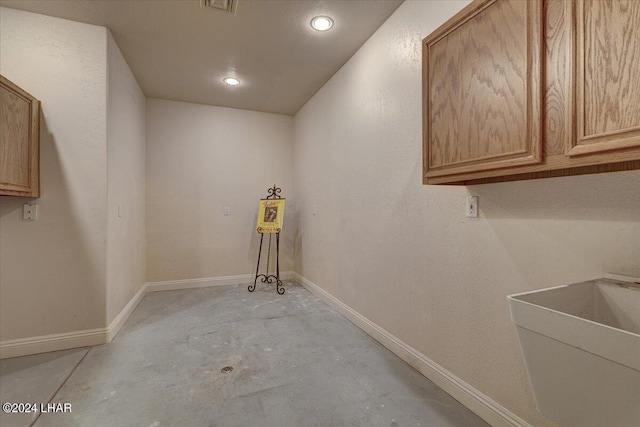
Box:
xmin=280 ymin=199 xmax=295 ymax=274
xmin=468 ymin=170 xmax=640 ymax=282
xmin=292 ymin=205 xmax=303 ymax=277
xmin=469 ymin=170 xmax=640 ymax=222
xmin=0 ymin=112 xmax=103 ymax=340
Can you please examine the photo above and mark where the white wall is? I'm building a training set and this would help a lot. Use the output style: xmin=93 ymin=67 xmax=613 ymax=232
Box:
xmin=146 ymin=99 xmax=293 ymax=283
xmin=3 ymin=4 xmax=639 ymax=424
xmin=106 ymin=32 xmax=146 ymax=324
xmin=0 ymin=8 xmax=108 ymax=340
xmin=292 ymin=1 xmax=640 ymax=426
xmin=0 ymin=8 xmax=147 ymax=347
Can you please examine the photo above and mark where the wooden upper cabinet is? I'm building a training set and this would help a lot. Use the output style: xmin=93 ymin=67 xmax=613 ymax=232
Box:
xmin=423 ymin=0 xmax=640 ymax=185
xmin=423 ymin=0 xmax=543 ymax=181
xmin=0 ymin=75 xmax=40 ymax=197
xmin=570 ymin=0 xmax=640 ymax=157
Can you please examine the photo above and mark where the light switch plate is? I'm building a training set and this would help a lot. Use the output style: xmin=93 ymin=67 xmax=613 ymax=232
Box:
xmin=466 ymin=196 xmax=478 ymax=218
xmin=23 ymin=203 xmax=38 ymax=220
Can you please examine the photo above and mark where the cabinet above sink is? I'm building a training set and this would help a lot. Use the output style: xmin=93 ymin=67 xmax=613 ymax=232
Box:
xmin=422 ymin=0 xmax=640 ymax=185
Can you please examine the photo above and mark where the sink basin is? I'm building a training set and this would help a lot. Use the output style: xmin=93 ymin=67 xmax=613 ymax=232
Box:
xmin=508 ymin=274 xmax=640 ymax=427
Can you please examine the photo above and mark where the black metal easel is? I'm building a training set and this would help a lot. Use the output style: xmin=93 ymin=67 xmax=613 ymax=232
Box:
xmin=249 ymin=185 xmax=285 ymax=295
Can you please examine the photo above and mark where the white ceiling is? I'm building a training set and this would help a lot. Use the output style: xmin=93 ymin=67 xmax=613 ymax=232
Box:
xmin=0 ymin=0 xmax=404 ymax=115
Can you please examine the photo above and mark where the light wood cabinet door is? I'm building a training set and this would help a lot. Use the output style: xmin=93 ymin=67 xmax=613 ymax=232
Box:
xmin=422 ymin=0 xmax=640 ymax=185
xmin=423 ymin=0 xmax=543 ymax=182
xmin=0 ymin=75 xmax=40 ymax=197
xmin=569 ymin=0 xmax=640 ymax=157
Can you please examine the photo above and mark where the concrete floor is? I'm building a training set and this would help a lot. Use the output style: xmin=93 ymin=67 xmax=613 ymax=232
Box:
xmin=2 ymin=282 xmax=488 ymax=427
xmin=0 ymin=347 xmax=88 ymax=427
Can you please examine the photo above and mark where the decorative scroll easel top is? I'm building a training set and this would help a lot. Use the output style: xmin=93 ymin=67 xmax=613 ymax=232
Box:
xmin=265 ymin=184 xmax=282 ymax=199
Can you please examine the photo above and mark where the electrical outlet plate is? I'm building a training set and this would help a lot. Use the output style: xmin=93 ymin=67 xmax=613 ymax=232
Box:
xmin=23 ymin=203 xmax=38 ymax=220
xmin=224 ymin=206 xmax=230 ymax=216
xmin=466 ymin=196 xmax=478 ymax=218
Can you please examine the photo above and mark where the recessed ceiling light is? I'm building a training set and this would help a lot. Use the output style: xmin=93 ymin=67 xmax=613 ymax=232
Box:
xmin=223 ymin=77 xmax=240 ymax=86
xmin=311 ymin=16 xmax=334 ymax=31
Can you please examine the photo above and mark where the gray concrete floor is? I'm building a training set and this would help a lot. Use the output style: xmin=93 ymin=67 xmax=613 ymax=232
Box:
xmin=0 ymin=347 xmax=88 ymax=427
xmin=2 ymin=282 xmax=488 ymax=427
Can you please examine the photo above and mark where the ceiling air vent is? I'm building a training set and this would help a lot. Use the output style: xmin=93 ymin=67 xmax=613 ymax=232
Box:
xmin=202 ymin=0 xmax=238 ymax=15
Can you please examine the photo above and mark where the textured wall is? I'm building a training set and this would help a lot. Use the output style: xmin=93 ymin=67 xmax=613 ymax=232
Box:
xmin=146 ymin=99 xmax=294 ymax=282
xmin=106 ymin=31 xmax=146 ymax=324
xmin=292 ymin=1 xmax=640 ymax=425
xmin=0 ymin=8 xmax=108 ymax=340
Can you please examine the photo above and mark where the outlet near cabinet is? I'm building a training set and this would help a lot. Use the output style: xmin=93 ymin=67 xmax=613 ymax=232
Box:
xmin=23 ymin=203 xmax=38 ymax=220
xmin=466 ymin=196 xmax=478 ymax=218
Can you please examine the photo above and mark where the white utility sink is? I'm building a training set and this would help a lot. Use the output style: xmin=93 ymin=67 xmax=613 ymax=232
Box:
xmin=508 ymin=274 xmax=640 ymax=427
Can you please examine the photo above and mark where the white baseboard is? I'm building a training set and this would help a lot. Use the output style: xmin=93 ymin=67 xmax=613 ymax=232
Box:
xmin=145 ymin=273 xmax=254 ymax=292
xmin=0 ymin=328 xmax=107 ymax=359
xmin=289 ymin=272 xmax=530 ymax=427
xmin=145 ymin=272 xmax=296 ymax=293
xmin=105 ymin=282 xmax=148 ymax=342
xmin=1 ymin=272 xmax=297 ymax=359
xmin=0 ymin=284 xmax=149 ymax=360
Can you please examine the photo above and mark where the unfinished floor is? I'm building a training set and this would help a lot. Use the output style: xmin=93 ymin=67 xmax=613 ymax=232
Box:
xmin=1 ymin=282 xmax=488 ymax=427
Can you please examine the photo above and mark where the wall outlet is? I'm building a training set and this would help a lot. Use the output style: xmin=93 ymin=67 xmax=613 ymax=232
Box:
xmin=23 ymin=203 xmax=38 ymax=220
xmin=224 ymin=206 xmax=230 ymax=216
xmin=466 ymin=196 xmax=479 ymax=218
xmin=312 ymin=204 xmax=317 ymax=216
xmin=118 ymin=204 xmax=123 ymax=218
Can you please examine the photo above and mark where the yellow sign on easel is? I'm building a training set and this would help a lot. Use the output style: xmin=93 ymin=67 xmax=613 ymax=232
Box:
xmin=256 ymin=198 xmax=286 ymax=233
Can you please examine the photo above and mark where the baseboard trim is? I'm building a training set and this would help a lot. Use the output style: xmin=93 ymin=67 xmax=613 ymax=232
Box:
xmin=290 ymin=272 xmax=530 ymax=427
xmin=1 ymin=282 xmax=150 ymax=360
xmin=1 ymin=272 xmax=296 ymax=359
xmin=106 ymin=283 xmax=148 ymax=342
xmin=0 ymin=328 xmax=107 ymax=359
xmin=146 ymin=274 xmax=251 ymax=292
xmin=145 ymin=272 xmax=296 ymax=292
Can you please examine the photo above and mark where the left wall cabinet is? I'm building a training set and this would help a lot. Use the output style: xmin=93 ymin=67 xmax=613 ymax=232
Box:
xmin=0 ymin=75 xmax=40 ymax=197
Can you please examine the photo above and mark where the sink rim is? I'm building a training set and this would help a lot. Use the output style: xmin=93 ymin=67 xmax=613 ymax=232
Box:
xmin=508 ymin=274 xmax=640 ymax=372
